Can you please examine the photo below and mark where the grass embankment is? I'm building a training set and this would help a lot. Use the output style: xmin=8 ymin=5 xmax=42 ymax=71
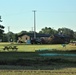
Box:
xmin=0 ymin=42 xmax=76 ymax=75
xmin=0 ymin=51 xmax=76 ymax=70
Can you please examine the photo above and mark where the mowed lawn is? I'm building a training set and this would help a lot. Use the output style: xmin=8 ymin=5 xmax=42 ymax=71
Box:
xmin=0 ymin=42 xmax=76 ymax=52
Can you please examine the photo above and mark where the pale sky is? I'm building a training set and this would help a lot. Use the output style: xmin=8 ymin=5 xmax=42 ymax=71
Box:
xmin=0 ymin=0 xmax=76 ymax=33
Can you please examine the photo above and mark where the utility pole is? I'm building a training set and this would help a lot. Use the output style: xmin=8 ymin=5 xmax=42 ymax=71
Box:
xmin=8 ymin=26 xmax=10 ymax=42
xmin=33 ymin=10 xmax=36 ymax=39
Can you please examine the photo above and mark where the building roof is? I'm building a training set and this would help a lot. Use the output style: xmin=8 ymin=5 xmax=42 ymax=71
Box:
xmin=18 ymin=33 xmax=51 ymax=37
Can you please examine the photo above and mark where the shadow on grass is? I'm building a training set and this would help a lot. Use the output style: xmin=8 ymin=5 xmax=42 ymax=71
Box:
xmin=0 ymin=50 xmax=76 ymax=70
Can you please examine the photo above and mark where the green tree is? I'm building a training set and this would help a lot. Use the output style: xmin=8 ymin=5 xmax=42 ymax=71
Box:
xmin=0 ymin=16 xmax=5 ymax=41
xmin=3 ymin=32 xmax=18 ymax=42
xmin=18 ymin=31 xmax=27 ymax=35
xmin=39 ymin=27 xmax=57 ymax=35
xmin=58 ymin=27 xmax=74 ymax=39
xmin=0 ymin=25 xmax=4 ymax=34
xmin=2 ymin=33 xmax=8 ymax=42
xmin=74 ymin=32 xmax=76 ymax=40
xmin=7 ymin=32 xmax=16 ymax=42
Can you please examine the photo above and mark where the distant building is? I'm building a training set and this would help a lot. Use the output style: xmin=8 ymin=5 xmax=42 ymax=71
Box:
xmin=17 ymin=33 xmax=70 ymax=44
xmin=17 ymin=33 xmax=51 ymax=44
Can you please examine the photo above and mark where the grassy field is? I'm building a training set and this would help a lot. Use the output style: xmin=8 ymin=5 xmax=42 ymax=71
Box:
xmin=0 ymin=42 xmax=76 ymax=52
xmin=0 ymin=42 xmax=76 ymax=75
xmin=0 ymin=69 xmax=76 ymax=75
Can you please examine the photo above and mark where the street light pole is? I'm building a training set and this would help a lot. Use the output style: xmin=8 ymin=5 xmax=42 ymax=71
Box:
xmin=33 ymin=10 xmax=36 ymax=39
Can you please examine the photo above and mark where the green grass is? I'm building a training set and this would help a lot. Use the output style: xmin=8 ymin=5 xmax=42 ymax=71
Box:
xmin=0 ymin=42 xmax=76 ymax=74
xmin=0 ymin=42 xmax=76 ymax=52
xmin=0 ymin=51 xmax=76 ymax=70
xmin=0 ymin=69 xmax=76 ymax=75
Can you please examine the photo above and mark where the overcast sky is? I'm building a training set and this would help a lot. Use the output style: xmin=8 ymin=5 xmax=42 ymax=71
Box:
xmin=0 ymin=0 xmax=76 ymax=33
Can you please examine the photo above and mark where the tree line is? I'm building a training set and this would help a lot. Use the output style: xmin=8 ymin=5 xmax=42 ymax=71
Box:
xmin=0 ymin=26 xmax=76 ymax=42
xmin=0 ymin=16 xmax=76 ymax=42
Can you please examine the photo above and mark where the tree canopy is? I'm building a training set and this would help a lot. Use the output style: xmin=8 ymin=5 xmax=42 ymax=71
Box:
xmin=0 ymin=16 xmax=5 ymax=41
xmin=58 ymin=27 xmax=74 ymax=39
xmin=39 ymin=27 xmax=57 ymax=35
xmin=39 ymin=27 xmax=75 ymax=40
